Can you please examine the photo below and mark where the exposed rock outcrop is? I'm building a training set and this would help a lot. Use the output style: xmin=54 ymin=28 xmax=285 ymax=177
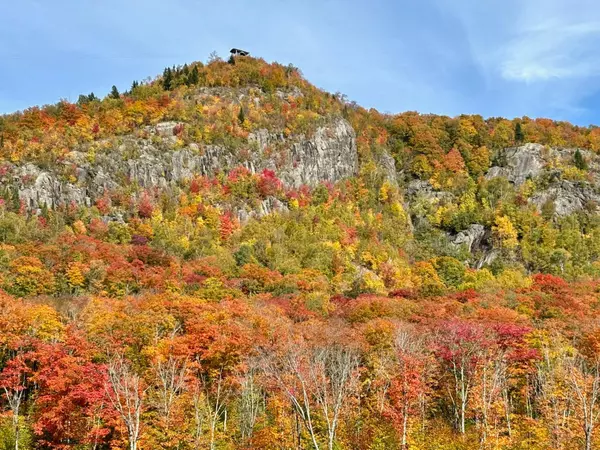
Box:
xmin=486 ymin=143 xmax=548 ymax=185
xmin=9 ymin=117 xmax=358 ymax=211
xmin=406 ymin=180 xmax=453 ymax=202
xmin=484 ymin=143 xmax=600 ymax=216
xmin=375 ymin=150 xmax=399 ymax=186
xmin=530 ymin=181 xmax=600 ymax=216
xmin=451 ymin=224 xmax=486 ymax=253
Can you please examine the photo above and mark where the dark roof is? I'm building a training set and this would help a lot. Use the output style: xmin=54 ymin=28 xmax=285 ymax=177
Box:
xmin=230 ymin=48 xmax=249 ymax=56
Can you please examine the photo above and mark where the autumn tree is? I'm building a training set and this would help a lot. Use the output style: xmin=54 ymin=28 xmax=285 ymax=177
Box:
xmin=105 ymin=355 xmax=146 ymax=450
xmin=434 ymin=320 xmax=489 ymax=434
xmin=260 ymin=324 xmax=361 ymax=450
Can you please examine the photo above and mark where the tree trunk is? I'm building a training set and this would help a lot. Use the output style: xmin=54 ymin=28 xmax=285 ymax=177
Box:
xmin=401 ymin=407 xmax=409 ymax=449
xmin=13 ymin=412 xmax=19 ymax=450
xmin=585 ymin=423 xmax=593 ymax=450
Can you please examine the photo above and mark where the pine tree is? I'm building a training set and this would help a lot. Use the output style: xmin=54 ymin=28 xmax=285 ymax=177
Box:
xmin=163 ymin=68 xmax=173 ymax=91
xmin=238 ymin=106 xmax=245 ymax=124
xmin=78 ymin=92 xmax=97 ymax=105
xmin=40 ymin=202 xmax=49 ymax=220
xmin=515 ymin=122 xmax=524 ymax=143
xmin=131 ymin=80 xmax=139 ymax=92
xmin=574 ymin=149 xmax=588 ymax=170
xmin=109 ymin=85 xmax=120 ymax=100
xmin=188 ymin=66 xmax=200 ymax=86
xmin=11 ymin=187 xmax=20 ymax=211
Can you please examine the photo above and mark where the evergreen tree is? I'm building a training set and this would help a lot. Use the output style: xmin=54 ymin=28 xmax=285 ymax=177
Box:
xmin=40 ymin=202 xmax=49 ymax=220
xmin=11 ymin=187 xmax=20 ymax=211
xmin=131 ymin=80 xmax=139 ymax=92
xmin=228 ymin=54 xmax=236 ymax=65
xmin=574 ymin=149 xmax=588 ymax=170
xmin=109 ymin=85 xmax=120 ymax=100
xmin=188 ymin=66 xmax=200 ymax=86
xmin=238 ymin=106 xmax=245 ymax=124
xmin=515 ymin=122 xmax=524 ymax=143
xmin=163 ymin=67 xmax=173 ymax=91
xmin=78 ymin=92 xmax=98 ymax=105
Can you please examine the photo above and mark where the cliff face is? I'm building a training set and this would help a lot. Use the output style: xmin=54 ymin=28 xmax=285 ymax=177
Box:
xmin=485 ymin=143 xmax=600 ymax=216
xmin=7 ymin=117 xmax=357 ymax=211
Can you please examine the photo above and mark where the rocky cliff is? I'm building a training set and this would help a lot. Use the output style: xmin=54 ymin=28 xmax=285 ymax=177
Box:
xmin=6 ymin=117 xmax=358 ymax=212
xmin=406 ymin=142 xmax=600 ymax=267
xmin=486 ymin=143 xmax=600 ymax=216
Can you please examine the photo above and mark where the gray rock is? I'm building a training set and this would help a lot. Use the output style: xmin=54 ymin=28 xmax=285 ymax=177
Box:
xmin=451 ymin=224 xmax=486 ymax=253
xmin=14 ymin=164 xmax=90 ymax=209
xmin=236 ymin=196 xmax=289 ymax=224
xmin=375 ymin=150 xmax=398 ymax=186
xmin=10 ymin=116 xmax=358 ymax=211
xmin=475 ymin=250 xmax=499 ymax=269
xmin=406 ymin=180 xmax=453 ymax=202
xmin=282 ymin=118 xmax=358 ymax=187
xmin=530 ymin=181 xmax=600 ymax=216
xmin=149 ymin=121 xmax=182 ymax=137
xmin=486 ymin=143 xmax=548 ymax=185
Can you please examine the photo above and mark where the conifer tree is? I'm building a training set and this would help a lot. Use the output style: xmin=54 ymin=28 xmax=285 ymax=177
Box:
xmin=515 ymin=122 xmax=524 ymax=143
xmin=188 ymin=66 xmax=200 ymax=86
xmin=238 ymin=106 xmax=245 ymax=124
xmin=109 ymin=85 xmax=120 ymax=99
xmin=163 ymin=67 xmax=173 ymax=91
xmin=574 ymin=149 xmax=588 ymax=170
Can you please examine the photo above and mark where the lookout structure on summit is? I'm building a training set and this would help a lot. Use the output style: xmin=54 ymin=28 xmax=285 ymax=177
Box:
xmin=230 ymin=48 xmax=250 ymax=57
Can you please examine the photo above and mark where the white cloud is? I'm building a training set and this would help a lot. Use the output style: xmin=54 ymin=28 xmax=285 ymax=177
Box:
xmin=500 ymin=20 xmax=600 ymax=82
xmin=436 ymin=0 xmax=600 ymax=121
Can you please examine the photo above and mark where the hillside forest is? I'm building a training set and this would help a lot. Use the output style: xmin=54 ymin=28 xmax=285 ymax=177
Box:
xmin=2 ymin=54 xmax=600 ymax=449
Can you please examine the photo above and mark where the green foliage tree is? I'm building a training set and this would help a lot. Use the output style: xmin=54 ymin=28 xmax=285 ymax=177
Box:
xmin=109 ymin=85 xmax=120 ymax=99
xmin=162 ymin=67 xmax=173 ymax=91
xmin=188 ymin=65 xmax=200 ymax=85
xmin=515 ymin=122 xmax=524 ymax=143
xmin=574 ymin=149 xmax=588 ymax=170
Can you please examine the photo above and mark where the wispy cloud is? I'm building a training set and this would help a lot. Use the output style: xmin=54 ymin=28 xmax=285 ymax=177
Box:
xmin=500 ymin=20 xmax=600 ymax=82
xmin=440 ymin=0 xmax=600 ymax=121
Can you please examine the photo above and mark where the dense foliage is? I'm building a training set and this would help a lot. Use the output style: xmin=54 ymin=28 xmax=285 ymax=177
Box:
xmin=2 ymin=54 xmax=600 ymax=449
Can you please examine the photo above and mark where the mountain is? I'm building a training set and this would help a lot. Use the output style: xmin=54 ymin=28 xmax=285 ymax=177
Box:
xmin=2 ymin=55 xmax=600 ymax=449
xmin=4 ymin=56 xmax=600 ymax=278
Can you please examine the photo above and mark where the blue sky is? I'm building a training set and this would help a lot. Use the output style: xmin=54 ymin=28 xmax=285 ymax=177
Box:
xmin=2 ymin=0 xmax=600 ymax=125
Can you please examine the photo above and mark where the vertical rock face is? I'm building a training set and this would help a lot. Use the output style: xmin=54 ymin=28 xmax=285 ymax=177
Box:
xmin=7 ymin=117 xmax=358 ymax=211
xmin=281 ymin=118 xmax=358 ymax=187
xmin=246 ymin=117 xmax=357 ymax=187
xmin=486 ymin=143 xmax=548 ymax=185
